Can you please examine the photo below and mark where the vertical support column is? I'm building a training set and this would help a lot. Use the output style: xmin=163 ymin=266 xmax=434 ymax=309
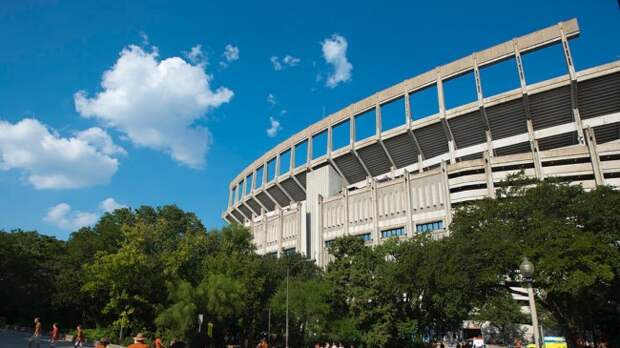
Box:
xmin=585 ymin=127 xmax=605 ymax=185
xmin=344 ymin=188 xmax=350 ymax=236
xmin=275 ymin=153 xmax=281 ymax=178
xmin=440 ymin=161 xmax=453 ymax=228
xmin=559 ymin=22 xmax=585 ymax=144
xmin=307 ymin=136 xmax=313 ymax=169
xmin=404 ymin=170 xmax=414 ymax=238
xmin=483 ymin=151 xmax=496 ymax=199
xmin=473 ymin=54 xmax=495 ymax=158
xmin=296 ymin=202 xmax=303 ymax=253
xmin=290 ymin=145 xmax=296 ymax=174
xmin=251 ymin=169 xmax=257 ymax=193
xmin=436 ymin=72 xmax=456 ymax=164
xmin=371 ymin=178 xmax=380 ymax=245
xmin=262 ymin=208 xmax=268 ymax=255
xmin=263 ymin=161 xmax=269 ymax=186
xmin=277 ymin=207 xmax=283 ymax=257
xmin=317 ymin=194 xmax=324 ymax=266
xmin=228 ymin=186 xmax=234 ymax=209
xmin=405 ymin=90 xmax=425 ymax=171
xmin=375 ymin=103 xmax=382 ymax=136
xmin=514 ymin=39 xmax=543 ymax=179
xmin=350 ymin=114 xmax=356 ymax=147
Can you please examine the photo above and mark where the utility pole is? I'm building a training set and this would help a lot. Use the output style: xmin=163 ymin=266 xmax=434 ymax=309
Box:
xmin=286 ymin=267 xmax=289 ymax=348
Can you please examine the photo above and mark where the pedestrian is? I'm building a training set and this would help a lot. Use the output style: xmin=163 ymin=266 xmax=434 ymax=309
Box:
xmin=28 ymin=317 xmax=42 ymax=348
xmin=96 ymin=338 xmax=111 ymax=348
xmin=256 ymin=337 xmax=269 ymax=348
xmin=128 ymin=333 xmax=149 ymax=348
xmin=74 ymin=324 xmax=85 ymax=348
xmin=155 ymin=336 xmax=164 ymax=348
xmin=49 ymin=323 xmax=60 ymax=347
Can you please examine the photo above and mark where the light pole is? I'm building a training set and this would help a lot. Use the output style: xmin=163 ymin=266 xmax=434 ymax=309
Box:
xmin=520 ymin=257 xmax=541 ymax=348
xmin=286 ymin=267 xmax=289 ymax=348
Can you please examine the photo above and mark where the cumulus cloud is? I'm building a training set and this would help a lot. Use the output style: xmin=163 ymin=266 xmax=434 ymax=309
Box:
xmin=44 ymin=203 xmax=99 ymax=231
xmin=270 ymin=55 xmax=300 ymax=71
xmin=267 ymin=93 xmax=277 ymax=105
xmin=45 ymin=197 xmax=127 ymax=231
xmin=321 ymin=34 xmax=353 ymax=88
xmin=223 ymin=44 xmax=239 ymax=62
xmin=186 ymin=44 xmax=206 ymax=65
xmin=74 ymin=45 xmax=233 ymax=169
xmin=266 ymin=117 xmax=282 ymax=138
xmin=76 ymin=127 xmax=127 ymax=156
xmin=100 ymin=197 xmax=127 ymax=213
xmin=0 ymin=118 xmax=120 ymax=189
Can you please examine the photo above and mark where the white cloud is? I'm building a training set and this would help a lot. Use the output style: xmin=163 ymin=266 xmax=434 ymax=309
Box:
xmin=266 ymin=117 xmax=282 ymax=138
xmin=187 ymin=44 xmax=206 ymax=65
xmin=74 ymin=45 xmax=233 ymax=169
xmin=45 ymin=197 xmax=128 ymax=231
xmin=321 ymin=34 xmax=353 ymax=88
xmin=270 ymin=54 xmax=300 ymax=71
xmin=267 ymin=93 xmax=277 ymax=105
xmin=100 ymin=197 xmax=127 ymax=213
xmin=76 ymin=127 xmax=127 ymax=156
xmin=44 ymin=203 xmax=99 ymax=231
xmin=223 ymin=44 xmax=239 ymax=62
xmin=0 ymin=118 xmax=120 ymax=189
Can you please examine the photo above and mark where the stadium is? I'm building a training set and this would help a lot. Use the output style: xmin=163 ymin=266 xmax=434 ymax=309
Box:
xmin=222 ymin=18 xmax=620 ymax=266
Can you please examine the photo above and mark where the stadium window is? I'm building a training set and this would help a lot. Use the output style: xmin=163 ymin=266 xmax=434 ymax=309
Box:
xmin=521 ymin=43 xmax=567 ymax=85
xmin=325 ymin=239 xmax=334 ymax=247
xmin=358 ymin=232 xmax=373 ymax=242
xmin=255 ymin=166 xmax=264 ymax=188
xmin=480 ymin=57 xmax=520 ymax=97
xmin=381 ymin=226 xmax=405 ymax=239
xmin=355 ymin=108 xmax=376 ymax=141
xmin=332 ymin=119 xmax=350 ymax=151
xmin=245 ymin=174 xmax=253 ymax=195
xmin=409 ymin=84 xmax=438 ymax=120
xmin=312 ymin=130 xmax=328 ymax=159
xmin=415 ymin=220 xmax=444 ymax=233
xmin=284 ymin=248 xmax=296 ymax=256
xmin=381 ymin=97 xmax=406 ymax=131
xmin=443 ymin=71 xmax=477 ymax=110
xmin=294 ymin=140 xmax=308 ymax=168
xmin=280 ymin=150 xmax=291 ymax=175
xmin=267 ymin=158 xmax=277 ymax=182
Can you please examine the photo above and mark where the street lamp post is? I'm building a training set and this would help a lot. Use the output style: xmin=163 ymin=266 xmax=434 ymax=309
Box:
xmin=520 ymin=257 xmax=541 ymax=348
xmin=286 ymin=267 xmax=289 ymax=348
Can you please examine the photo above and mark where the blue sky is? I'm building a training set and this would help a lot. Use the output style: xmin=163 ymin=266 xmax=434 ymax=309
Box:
xmin=0 ymin=0 xmax=618 ymax=239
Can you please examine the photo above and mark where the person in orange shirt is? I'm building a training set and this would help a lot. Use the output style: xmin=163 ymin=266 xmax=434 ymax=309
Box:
xmin=28 ymin=317 xmax=42 ymax=348
xmin=128 ymin=333 xmax=150 ymax=348
xmin=49 ymin=323 xmax=60 ymax=347
xmin=154 ymin=336 xmax=163 ymax=348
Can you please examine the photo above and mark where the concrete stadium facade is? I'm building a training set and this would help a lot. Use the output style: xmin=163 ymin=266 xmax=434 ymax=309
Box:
xmin=223 ymin=18 xmax=620 ymax=266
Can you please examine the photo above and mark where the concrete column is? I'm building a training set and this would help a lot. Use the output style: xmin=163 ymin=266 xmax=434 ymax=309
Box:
xmin=344 ymin=188 xmax=350 ymax=236
xmin=262 ymin=208 xmax=268 ymax=255
xmin=306 ymin=164 xmax=342 ymax=262
xmin=277 ymin=208 xmax=283 ymax=257
xmin=404 ymin=170 xmax=414 ymax=237
xmin=585 ymin=127 xmax=605 ymax=185
xmin=484 ymin=151 xmax=496 ymax=199
xmin=513 ymin=39 xmax=543 ymax=179
xmin=441 ymin=161 xmax=453 ymax=227
xmin=228 ymin=186 xmax=233 ymax=209
xmin=296 ymin=202 xmax=303 ymax=253
xmin=473 ymin=54 xmax=495 ymax=158
xmin=317 ymin=194 xmax=324 ymax=267
xmin=559 ymin=23 xmax=585 ymax=144
xmin=371 ymin=178 xmax=380 ymax=245
xmin=436 ymin=72 xmax=457 ymax=164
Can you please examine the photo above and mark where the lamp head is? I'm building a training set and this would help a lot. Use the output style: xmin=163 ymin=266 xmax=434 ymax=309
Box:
xmin=520 ymin=257 xmax=534 ymax=280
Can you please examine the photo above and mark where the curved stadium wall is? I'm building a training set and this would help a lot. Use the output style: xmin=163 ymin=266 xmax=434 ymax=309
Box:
xmin=222 ymin=18 xmax=620 ymax=266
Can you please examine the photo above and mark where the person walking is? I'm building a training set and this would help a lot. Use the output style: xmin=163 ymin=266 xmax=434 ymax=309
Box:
xmin=128 ymin=333 xmax=149 ymax=348
xmin=154 ymin=336 xmax=164 ymax=348
xmin=74 ymin=324 xmax=85 ymax=348
xmin=96 ymin=338 xmax=111 ymax=348
xmin=28 ymin=317 xmax=42 ymax=348
xmin=49 ymin=323 xmax=60 ymax=347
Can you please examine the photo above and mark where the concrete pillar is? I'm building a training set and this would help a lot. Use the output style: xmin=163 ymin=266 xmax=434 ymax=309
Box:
xmin=484 ymin=151 xmax=496 ymax=199
xmin=441 ymin=161 xmax=453 ymax=227
xmin=371 ymin=178 xmax=380 ymax=245
xmin=585 ymin=127 xmax=605 ymax=185
xmin=404 ymin=171 xmax=414 ymax=237
xmin=306 ymin=164 xmax=343 ymax=262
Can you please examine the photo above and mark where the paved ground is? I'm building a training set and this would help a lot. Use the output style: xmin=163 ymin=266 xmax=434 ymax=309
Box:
xmin=0 ymin=330 xmax=92 ymax=348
